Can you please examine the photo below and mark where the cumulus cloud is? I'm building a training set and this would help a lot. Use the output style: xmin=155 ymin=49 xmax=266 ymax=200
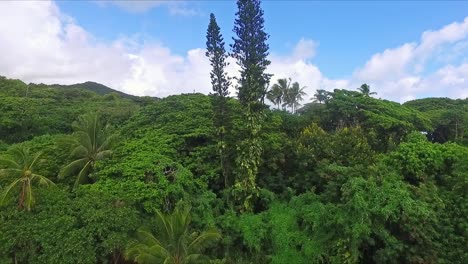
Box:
xmin=0 ymin=1 xmax=466 ymax=102
xmin=0 ymin=1 xmax=132 ymax=88
xmin=0 ymin=0 xmax=337 ymax=100
xmin=0 ymin=1 xmax=203 ymax=97
xmin=122 ymin=46 xmax=212 ymax=96
xmin=353 ymin=17 xmax=468 ymax=102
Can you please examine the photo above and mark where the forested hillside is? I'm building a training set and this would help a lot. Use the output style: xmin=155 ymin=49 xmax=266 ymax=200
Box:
xmin=0 ymin=0 xmax=467 ymax=263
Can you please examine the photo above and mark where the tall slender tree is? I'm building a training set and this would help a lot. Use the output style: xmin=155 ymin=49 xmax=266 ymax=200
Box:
xmin=206 ymin=13 xmax=231 ymax=99
xmin=206 ymin=13 xmax=232 ymax=188
xmin=284 ymin=81 xmax=307 ymax=113
xmin=231 ymin=0 xmax=272 ymax=105
xmin=231 ymin=0 xmax=271 ymax=211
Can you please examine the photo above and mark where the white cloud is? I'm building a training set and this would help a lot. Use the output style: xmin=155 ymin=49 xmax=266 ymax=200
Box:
xmin=121 ymin=46 xmax=212 ymax=96
xmin=0 ymin=1 xmax=206 ymax=97
xmin=96 ymin=0 xmax=201 ymax=16
xmin=267 ymin=39 xmax=348 ymax=102
xmin=354 ymin=43 xmax=416 ymax=81
xmin=353 ymin=17 xmax=468 ymax=102
xmin=291 ymin=38 xmax=317 ymax=61
xmin=0 ymin=1 xmax=335 ymax=102
xmin=0 ymin=1 xmax=132 ymax=88
xmin=0 ymin=1 xmax=466 ymax=103
xmin=100 ymin=0 xmax=167 ymax=13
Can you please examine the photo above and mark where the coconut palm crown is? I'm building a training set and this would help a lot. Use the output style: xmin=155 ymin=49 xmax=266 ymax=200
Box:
xmin=0 ymin=144 xmax=54 ymax=211
xmin=126 ymin=206 xmax=221 ymax=264
xmin=60 ymin=113 xmax=117 ymax=186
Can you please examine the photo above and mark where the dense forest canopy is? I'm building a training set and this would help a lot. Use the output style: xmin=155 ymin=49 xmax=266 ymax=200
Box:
xmin=1 ymin=1 xmax=467 ymax=263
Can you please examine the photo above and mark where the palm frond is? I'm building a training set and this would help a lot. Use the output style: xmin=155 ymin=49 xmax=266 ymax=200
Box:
xmin=188 ymin=228 xmax=221 ymax=253
xmin=70 ymin=145 xmax=89 ymax=159
xmin=33 ymin=174 xmax=55 ymax=187
xmin=96 ymin=150 xmax=113 ymax=161
xmin=156 ymin=210 xmax=175 ymax=243
xmin=136 ymin=228 xmax=164 ymax=248
xmin=126 ymin=236 xmax=169 ymax=264
xmin=0 ymin=157 xmax=20 ymax=169
xmin=7 ymin=145 xmax=27 ymax=166
xmin=184 ymin=254 xmax=203 ymax=263
xmin=59 ymin=158 xmax=89 ymax=179
xmin=0 ymin=168 xmax=23 ymax=178
xmin=125 ymin=206 xmax=222 ymax=264
xmin=134 ymin=252 xmax=161 ymax=264
xmin=0 ymin=178 xmax=22 ymax=205
xmin=74 ymin=160 xmax=93 ymax=186
xmin=28 ymin=152 xmax=43 ymax=171
xmin=74 ymin=131 xmax=93 ymax=152
xmin=97 ymin=133 xmax=119 ymax=153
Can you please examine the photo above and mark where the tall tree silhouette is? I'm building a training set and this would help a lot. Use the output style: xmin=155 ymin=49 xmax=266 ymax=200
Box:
xmin=206 ymin=13 xmax=232 ymax=188
xmin=267 ymin=78 xmax=290 ymax=109
xmin=284 ymin=81 xmax=307 ymax=113
xmin=231 ymin=0 xmax=271 ymax=211
xmin=358 ymin=83 xmax=376 ymax=97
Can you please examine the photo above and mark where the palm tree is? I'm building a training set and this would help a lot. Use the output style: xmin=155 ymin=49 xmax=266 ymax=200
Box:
xmin=266 ymin=86 xmax=281 ymax=109
xmin=312 ymin=89 xmax=330 ymax=104
xmin=267 ymin=78 xmax=291 ymax=109
xmin=357 ymin=83 xmax=376 ymax=97
xmin=0 ymin=144 xmax=54 ymax=211
xmin=60 ymin=113 xmax=117 ymax=186
xmin=126 ymin=206 xmax=221 ymax=264
xmin=284 ymin=82 xmax=307 ymax=113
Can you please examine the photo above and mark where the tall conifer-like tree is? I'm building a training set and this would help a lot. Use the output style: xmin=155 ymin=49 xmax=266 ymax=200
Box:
xmin=206 ymin=13 xmax=232 ymax=188
xmin=231 ymin=0 xmax=271 ymax=211
xmin=231 ymin=0 xmax=271 ymax=105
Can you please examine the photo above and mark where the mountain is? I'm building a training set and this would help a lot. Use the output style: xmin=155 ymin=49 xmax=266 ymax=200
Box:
xmin=46 ymin=81 xmax=136 ymax=99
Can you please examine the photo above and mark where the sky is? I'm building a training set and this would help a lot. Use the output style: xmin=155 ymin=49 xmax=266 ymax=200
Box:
xmin=0 ymin=0 xmax=467 ymax=102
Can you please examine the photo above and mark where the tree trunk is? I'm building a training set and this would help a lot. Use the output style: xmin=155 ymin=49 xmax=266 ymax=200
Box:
xmin=18 ymin=182 xmax=26 ymax=210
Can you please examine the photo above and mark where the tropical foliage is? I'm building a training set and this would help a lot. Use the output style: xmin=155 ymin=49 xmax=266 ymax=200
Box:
xmin=267 ymin=78 xmax=307 ymax=113
xmin=0 ymin=1 xmax=467 ymax=263
xmin=59 ymin=113 xmax=117 ymax=186
xmin=126 ymin=206 xmax=221 ymax=264
xmin=0 ymin=144 xmax=54 ymax=211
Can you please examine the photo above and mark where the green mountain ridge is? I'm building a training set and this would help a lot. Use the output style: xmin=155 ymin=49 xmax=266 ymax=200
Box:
xmin=44 ymin=81 xmax=137 ymax=99
xmin=0 ymin=75 xmax=139 ymax=99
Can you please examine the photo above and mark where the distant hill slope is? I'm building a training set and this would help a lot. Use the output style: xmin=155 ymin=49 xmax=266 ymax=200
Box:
xmin=0 ymin=75 xmax=136 ymax=99
xmin=47 ymin=81 xmax=136 ymax=99
xmin=0 ymin=75 xmax=144 ymax=144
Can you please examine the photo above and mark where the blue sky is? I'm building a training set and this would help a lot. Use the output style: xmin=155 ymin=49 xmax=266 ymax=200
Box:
xmin=0 ymin=1 xmax=467 ymax=101
xmin=57 ymin=1 xmax=468 ymax=78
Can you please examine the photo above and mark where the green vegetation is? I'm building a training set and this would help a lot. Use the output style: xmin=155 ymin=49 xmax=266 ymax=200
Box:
xmin=0 ymin=144 xmax=54 ymax=211
xmin=126 ymin=205 xmax=221 ymax=264
xmin=0 ymin=1 xmax=467 ymax=263
xmin=206 ymin=12 xmax=232 ymax=189
xmin=231 ymin=0 xmax=272 ymax=211
xmin=59 ymin=113 xmax=117 ymax=186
